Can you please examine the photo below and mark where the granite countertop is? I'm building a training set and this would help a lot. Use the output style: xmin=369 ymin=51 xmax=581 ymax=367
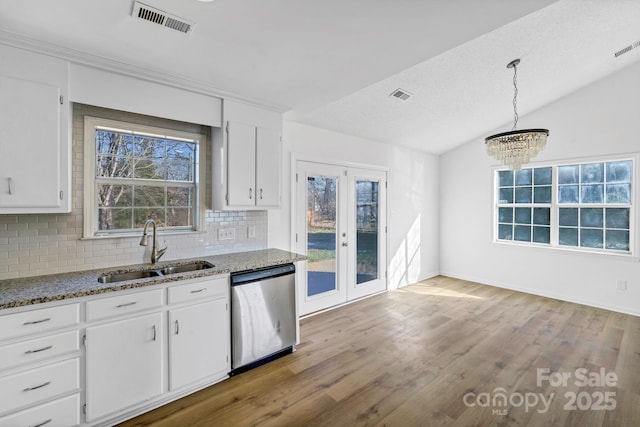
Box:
xmin=0 ymin=249 xmax=306 ymax=310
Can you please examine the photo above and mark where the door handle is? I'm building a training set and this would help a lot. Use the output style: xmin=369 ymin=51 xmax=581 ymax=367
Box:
xmin=7 ymin=177 xmax=13 ymax=195
xmin=260 ymin=188 xmax=263 ymax=200
xmin=341 ymin=242 xmax=348 ymax=247
xmin=152 ymin=325 xmax=157 ymax=341
xmin=249 ymin=188 xmax=253 ymax=200
xmin=175 ymin=319 xmax=179 ymax=335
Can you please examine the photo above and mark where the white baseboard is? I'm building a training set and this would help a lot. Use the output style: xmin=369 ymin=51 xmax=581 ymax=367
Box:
xmin=439 ymin=270 xmax=640 ymax=318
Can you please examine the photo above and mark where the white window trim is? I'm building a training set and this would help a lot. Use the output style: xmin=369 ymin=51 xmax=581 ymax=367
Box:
xmin=491 ymin=152 xmax=638 ymax=258
xmin=83 ymin=116 xmax=206 ymax=239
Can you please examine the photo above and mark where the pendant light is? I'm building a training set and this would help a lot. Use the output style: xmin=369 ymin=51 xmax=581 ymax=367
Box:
xmin=485 ymin=59 xmax=549 ymax=170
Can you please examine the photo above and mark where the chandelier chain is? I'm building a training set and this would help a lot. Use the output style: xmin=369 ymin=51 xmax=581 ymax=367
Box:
xmin=512 ymin=62 xmax=518 ymax=131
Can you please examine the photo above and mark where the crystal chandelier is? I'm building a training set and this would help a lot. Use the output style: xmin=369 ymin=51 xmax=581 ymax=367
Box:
xmin=485 ymin=59 xmax=549 ymax=170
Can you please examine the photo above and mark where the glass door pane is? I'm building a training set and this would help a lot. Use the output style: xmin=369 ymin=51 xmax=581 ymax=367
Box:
xmin=356 ymin=180 xmax=379 ymax=285
xmin=307 ymin=176 xmax=337 ymax=297
xmin=347 ymin=169 xmax=387 ymax=301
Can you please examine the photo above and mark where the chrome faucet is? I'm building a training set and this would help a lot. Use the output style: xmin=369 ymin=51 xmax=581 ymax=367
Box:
xmin=139 ymin=218 xmax=167 ymax=263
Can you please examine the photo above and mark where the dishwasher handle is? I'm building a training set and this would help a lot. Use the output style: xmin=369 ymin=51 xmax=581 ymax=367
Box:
xmin=231 ymin=263 xmax=295 ymax=286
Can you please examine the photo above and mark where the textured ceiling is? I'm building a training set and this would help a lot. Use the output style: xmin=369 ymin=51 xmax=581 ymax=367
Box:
xmin=291 ymin=0 xmax=640 ymax=153
xmin=1 ymin=0 xmax=639 ymax=154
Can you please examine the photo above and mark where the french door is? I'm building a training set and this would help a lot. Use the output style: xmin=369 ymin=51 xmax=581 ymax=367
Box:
xmin=295 ymin=161 xmax=387 ymax=315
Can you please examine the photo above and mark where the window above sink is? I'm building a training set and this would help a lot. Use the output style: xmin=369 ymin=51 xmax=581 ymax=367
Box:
xmin=83 ymin=116 xmax=207 ymax=239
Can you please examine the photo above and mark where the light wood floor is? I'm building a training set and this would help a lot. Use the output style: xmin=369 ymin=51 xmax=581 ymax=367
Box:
xmin=119 ymin=276 xmax=640 ymax=427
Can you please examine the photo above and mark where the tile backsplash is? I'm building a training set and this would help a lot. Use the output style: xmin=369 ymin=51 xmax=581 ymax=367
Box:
xmin=0 ymin=104 xmax=267 ymax=280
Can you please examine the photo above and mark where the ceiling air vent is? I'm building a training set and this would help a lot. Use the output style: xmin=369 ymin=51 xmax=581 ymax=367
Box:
xmin=131 ymin=1 xmax=194 ymax=34
xmin=614 ymin=39 xmax=640 ymax=58
xmin=389 ymin=88 xmax=412 ymax=101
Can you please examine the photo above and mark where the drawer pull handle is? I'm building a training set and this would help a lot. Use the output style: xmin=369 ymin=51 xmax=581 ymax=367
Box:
xmin=25 ymin=345 xmax=53 ymax=354
xmin=30 ymin=419 xmax=52 ymax=427
xmin=175 ymin=319 xmax=180 ymax=335
xmin=116 ymin=301 xmax=137 ymax=308
xmin=23 ymin=318 xmax=51 ymax=325
xmin=190 ymin=288 xmax=207 ymax=294
xmin=152 ymin=325 xmax=157 ymax=341
xmin=23 ymin=381 xmax=51 ymax=392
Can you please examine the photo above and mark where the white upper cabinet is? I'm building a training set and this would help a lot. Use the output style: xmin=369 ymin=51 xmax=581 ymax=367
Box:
xmin=0 ymin=44 xmax=70 ymax=213
xmin=227 ymin=121 xmax=258 ymax=207
xmin=255 ymin=127 xmax=282 ymax=207
xmin=213 ymin=99 xmax=282 ymax=210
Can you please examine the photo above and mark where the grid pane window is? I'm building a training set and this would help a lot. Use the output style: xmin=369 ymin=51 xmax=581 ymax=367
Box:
xmin=497 ymin=167 xmax=552 ymax=244
xmin=496 ymin=159 xmax=633 ymax=254
xmin=558 ymin=160 xmax=632 ymax=252
xmin=94 ymin=125 xmax=199 ymax=234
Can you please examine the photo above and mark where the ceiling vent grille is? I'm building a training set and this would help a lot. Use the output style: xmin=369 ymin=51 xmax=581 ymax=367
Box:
xmin=131 ymin=1 xmax=194 ymax=34
xmin=390 ymin=88 xmax=412 ymax=101
xmin=614 ymin=39 xmax=640 ymax=58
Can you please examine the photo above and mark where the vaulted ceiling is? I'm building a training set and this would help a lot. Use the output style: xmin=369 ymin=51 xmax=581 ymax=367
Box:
xmin=1 ymin=0 xmax=639 ymax=153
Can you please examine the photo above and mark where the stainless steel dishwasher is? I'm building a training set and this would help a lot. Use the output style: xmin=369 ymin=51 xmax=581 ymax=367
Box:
xmin=230 ymin=263 xmax=296 ymax=374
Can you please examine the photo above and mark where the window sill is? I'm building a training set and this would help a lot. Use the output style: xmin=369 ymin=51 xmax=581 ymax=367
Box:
xmin=81 ymin=229 xmax=206 ymax=241
xmin=491 ymin=239 xmax=640 ymax=262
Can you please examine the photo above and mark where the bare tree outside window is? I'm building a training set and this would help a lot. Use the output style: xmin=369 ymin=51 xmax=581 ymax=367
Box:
xmin=94 ymin=127 xmax=197 ymax=233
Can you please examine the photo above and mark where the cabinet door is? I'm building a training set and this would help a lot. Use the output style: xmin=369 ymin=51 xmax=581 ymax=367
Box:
xmin=169 ymin=299 xmax=229 ymax=390
xmin=0 ymin=75 xmax=62 ymax=210
xmin=255 ymin=127 xmax=281 ymax=207
xmin=226 ymin=121 xmax=256 ymax=207
xmin=85 ymin=312 xmax=163 ymax=421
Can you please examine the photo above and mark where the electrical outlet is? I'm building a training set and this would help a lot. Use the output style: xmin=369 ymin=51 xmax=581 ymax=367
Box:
xmin=616 ymin=279 xmax=627 ymax=291
xmin=218 ymin=228 xmax=236 ymax=240
xmin=248 ymin=226 xmax=256 ymax=238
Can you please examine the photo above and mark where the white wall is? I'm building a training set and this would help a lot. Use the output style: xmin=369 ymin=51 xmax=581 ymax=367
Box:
xmin=269 ymin=121 xmax=440 ymax=288
xmin=440 ymin=61 xmax=640 ymax=316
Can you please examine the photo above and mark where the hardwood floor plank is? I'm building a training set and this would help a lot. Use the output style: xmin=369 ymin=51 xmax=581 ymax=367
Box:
xmin=119 ymin=276 xmax=640 ymax=427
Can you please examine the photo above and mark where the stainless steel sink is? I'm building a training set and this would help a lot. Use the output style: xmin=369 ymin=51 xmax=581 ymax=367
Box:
xmin=159 ymin=261 xmax=214 ymax=275
xmin=97 ymin=261 xmax=214 ymax=283
xmin=97 ymin=270 xmax=162 ymax=283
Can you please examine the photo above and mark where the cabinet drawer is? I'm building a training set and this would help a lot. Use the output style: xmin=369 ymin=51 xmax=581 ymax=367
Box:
xmin=0 ymin=393 xmax=80 ymax=427
xmin=86 ymin=288 xmax=163 ymax=322
xmin=0 ymin=358 xmax=79 ymax=412
xmin=0 ymin=304 xmax=79 ymax=341
xmin=168 ymin=276 xmax=228 ymax=305
xmin=0 ymin=331 xmax=79 ymax=372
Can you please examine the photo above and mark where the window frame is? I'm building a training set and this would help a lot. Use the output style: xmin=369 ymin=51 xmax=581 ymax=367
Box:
xmin=83 ymin=116 xmax=206 ymax=239
xmin=492 ymin=153 xmax=637 ymax=257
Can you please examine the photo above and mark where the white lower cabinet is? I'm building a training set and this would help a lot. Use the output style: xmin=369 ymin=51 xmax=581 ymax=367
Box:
xmin=85 ymin=312 xmax=163 ymax=422
xmin=0 ymin=273 xmax=232 ymax=426
xmin=0 ymin=358 xmax=79 ymax=414
xmin=0 ymin=394 xmax=80 ymax=427
xmin=169 ymin=299 xmax=229 ymax=390
xmin=0 ymin=301 xmax=81 ymax=425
